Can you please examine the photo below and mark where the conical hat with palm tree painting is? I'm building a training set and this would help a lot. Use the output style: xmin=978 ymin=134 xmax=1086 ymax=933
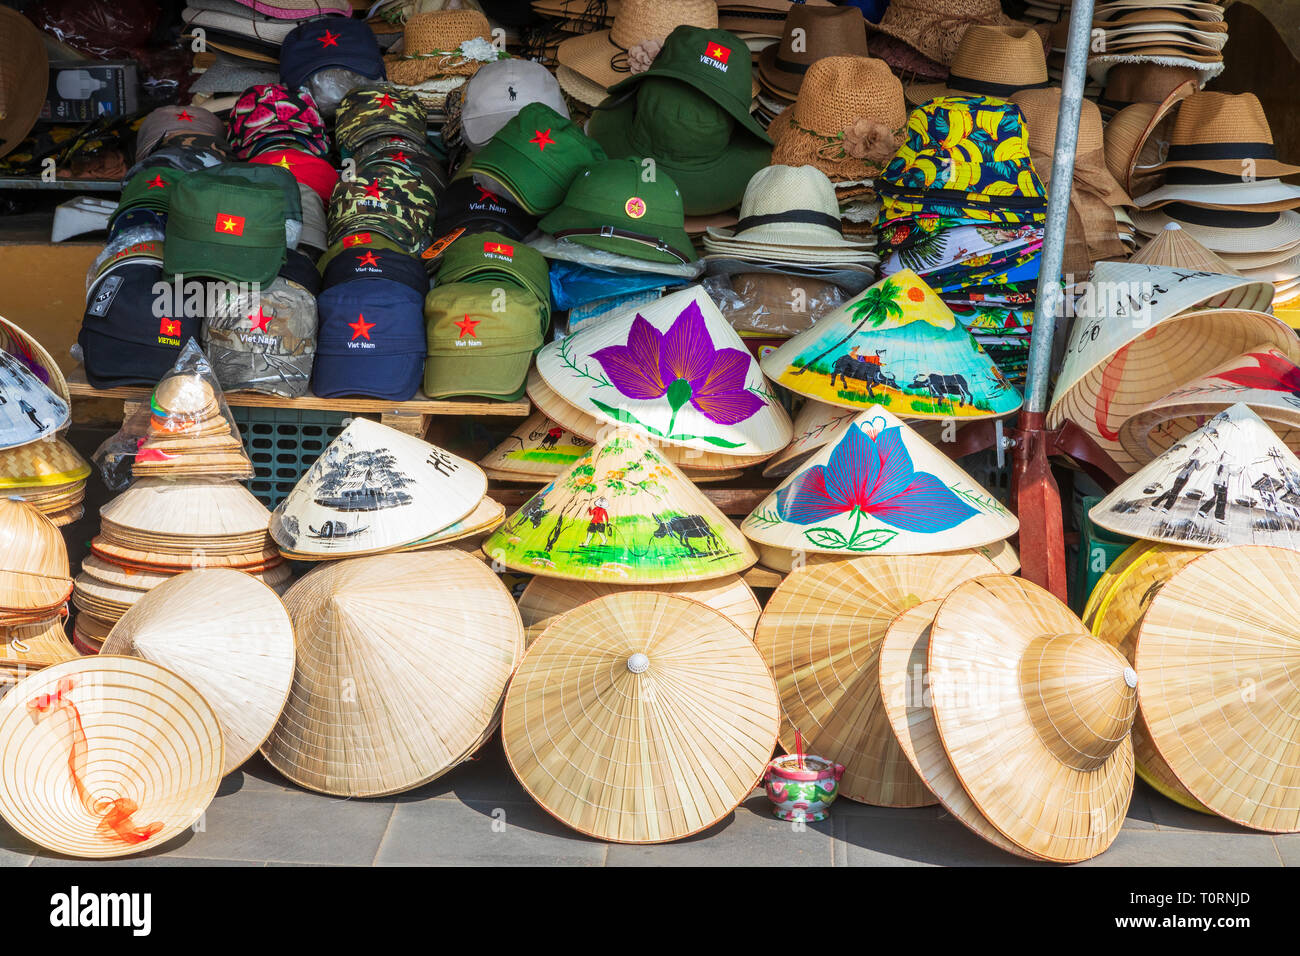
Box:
xmin=481 ymin=430 xmax=756 ymax=584
xmin=533 ymin=285 xmax=793 ymax=457
xmin=742 ymin=406 xmax=1018 ymax=555
xmin=759 ymin=269 xmax=1023 ymax=420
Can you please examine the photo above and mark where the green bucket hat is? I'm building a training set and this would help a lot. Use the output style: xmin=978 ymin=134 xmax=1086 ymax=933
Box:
xmin=437 ymin=230 xmax=551 ymax=307
xmin=539 ymin=158 xmax=696 ymax=265
xmin=423 ymin=282 xmax=548 ymax=401
xmin=163 ymin=169 xmax=287 ymax=284
xmin=113 ymin=167 xmax=185 ymax=225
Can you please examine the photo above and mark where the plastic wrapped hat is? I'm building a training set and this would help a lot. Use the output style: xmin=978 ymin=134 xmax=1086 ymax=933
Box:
xmin=0 ymin=349 xmax=69 ymax=451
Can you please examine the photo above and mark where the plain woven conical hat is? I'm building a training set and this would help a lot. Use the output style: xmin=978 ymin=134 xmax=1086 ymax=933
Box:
xmin=760 ymin=269 xmax=1023 ymax=420
xmin=1130 ymin=222 xmax=1243 ymax=275
xmin=517 ymin=574 xmax=762 ymax=646
xmin=741 ymin=407 xmax=1019 ymax=556
xmin=534 ymin=285 xmax=793 ymax=457
xmin=1091 ymin=403 xmax=1300 ymax=550
xmin=0 ymin=436 xmax=90 ymax=489
xmin=483 ymin=431 xmax=756 ymax=584
xmin=269 ymin=417 xmax=486 ymax=558
xmin=0 ymin=349 xmax=69 ymax=452
xmin=929 ymin=575 xmax=1137 ymax=863
xmin=101 ymin=569 xmax=295 ymax=777
xmin=100 ymin=478 xmax=271 ymax=542
xmin=1136 ymin=546 xmax=1300 ymax=831
xmin=878 ymin=600 xmax=1043 ymax=859
xmin=754 ymin=552 xmax=997 ymax=807
xmin=0 ymin=655 xmax=223 ymax=858
xmin=0 ymin=616 xmax=78 ymax=670
xmin=478 ymin=410 xmax=595 ymax=480
xmin=0 ymin=497 xmax=69 ymax=577
xmin=261 ymin=551 xmax=523 ymax=797
xmin=1119 ymin=348 xmax=1300 ymax=465
xmin=1047 ymin=261 xmax=1289 ymax=473
xmin=502 ymin=592 xmax=780 ymax=843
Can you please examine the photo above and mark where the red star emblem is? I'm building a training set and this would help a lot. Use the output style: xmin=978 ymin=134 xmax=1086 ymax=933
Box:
xmin=248 ymin=307 xmax=273 ymax=332
xmin=318 ymin=30 xmax=339 ymax=48
xmin=391 ymin=150 xmax=409 ymax=163
xmin=376 ymin=93 xmax=396 ymax=110
xmin=176 ymin=109 xmax=194 ymax=122
xmin=356 ymin=251 xmax=380 ymax=267
xmin=455 ymin=314 xmax=480 ymax=339
xmin=530 ymin=128 xmax=555 ymax=151
xmin=475 ymin=185 xmax=500 ymax=203
xmin=146 ymin=175 xmax=166 ymax=189
xmin=364 ymin=180 xmax=384 ymax=199
xmin=349 ymin=314 xmax=376 ymax=340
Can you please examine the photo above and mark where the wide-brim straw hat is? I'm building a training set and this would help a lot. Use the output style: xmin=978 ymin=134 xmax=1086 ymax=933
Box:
xmin=1136 ymin=546 xmax=1300 ymax=831
xmin=262 ymin=551 xmax=523 ymax=797
xmin=383 ymin=10 xmax=498 ymax=86
xmin=1129 ymin=221 xmax=1242 ymax=273
xmin=906 ymin=25 xmax=1049 ymax=103
xmin=1087 ymin=49 xmax=1224 ymax=88
xmin=1136 ymin=176 xmax=1300 ymax=212
xmin=865 ymin=0 xmax=1019 ymax=66
xmin=928 ymin=574 xmax=1137 ymax=863
xmin=757 ymin=5 xmax=869 ymax=99
xmin=1151 ymin=91 xmax=1300 ymax=178
xmin=0 ymin=498 xmax=70 ymax=578
xmin=1132 ymin=207 xmax=1300 ymax=255
xmin=1102 ymin=80 xmax=1197 ymax=197
xmin=703 ymin=164 xmax=873 ymax=253
xmin=101 ymin=570 xmax=295 ymax=778
xmin=502 ymin=591 xmax=779 ymax=843
xmin=1014 ymin=88 xmax=1130 ymax=207
xmin=0 ymin=655 xmax=223 ymax=858
xmin=478 ymin=410 xmax=595 ymax=480
xmin=0 ymin=9 xmax=48 ymax=160
xmin=754 ymin=552 xmax=998 ymax=807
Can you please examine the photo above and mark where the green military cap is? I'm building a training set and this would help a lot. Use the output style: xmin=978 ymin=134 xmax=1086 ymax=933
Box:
xmin=436 ymin=230 xmax=550 ymax=307
xmin=163 ymin=168 xmax=287 ymax=284
xmin=423 ymin=282 xmax=548 ymax=401
xmin=112 ymin=167 xmax=185 ymax=226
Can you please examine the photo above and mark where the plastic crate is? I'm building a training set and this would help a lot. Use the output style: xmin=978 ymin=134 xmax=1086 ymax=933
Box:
xmin=956 ymin=448 xmax=1011 ymax=506
xmin=232 ymin=406 xmax=349 ymax=509
xmin=1072 ymin=495 xmax=1136 ymax=614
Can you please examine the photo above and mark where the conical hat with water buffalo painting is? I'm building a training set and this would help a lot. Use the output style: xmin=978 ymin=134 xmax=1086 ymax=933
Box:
xmin=481 ymin=430 xmax=756 ymax=584
xmin=741 ymin=406 xmax=1019 ymax=556
xmin=759 ymin=269 xmax=1023 ymax=420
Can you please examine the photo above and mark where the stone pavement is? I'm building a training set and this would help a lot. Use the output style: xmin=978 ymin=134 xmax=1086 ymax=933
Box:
xmin=0 ymin=738 xmax=1292 ymax=867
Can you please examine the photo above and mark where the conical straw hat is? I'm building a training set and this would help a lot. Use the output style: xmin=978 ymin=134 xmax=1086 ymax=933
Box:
xmin=1047 ymin=261 xmax=1289 ymax=473
xmin=0 ymin=436 xmax=90 ymax=489
xmin=517 ymin=574 xmax=762 ymax=646
xmin=928 ymin=575 xmax=1137 ymax=863
xmin=482 ymin=431 xmax=756 ymax=584
xmin=742 ymin=407 xmax=1019 ymax=556
xmin=261 ymin=551 xmax=523 ymax=797
xmin=79 ymin=555 xmax=174 ymax=591
xmin=0 ymin=497 xmax=69 ymax=577
xmin=478 ymin=410 xmax=594 ymax=480
xmin=502 ymin=591 xmax=780 ymax=843
xmin=534 ymin=285 xmax=794 ymax=457
xmin=1136 ymin=545 xmax=1300 ymax=831
xmin=1091 ymin=403 xmax=1300 ymax=549
xmin=0 ymin=569 xmax=72 ymax=614
xmin=269 ymin=417 xmax=486 ymax=558
xmin=757 ymin=540 xmax=1020 ymax=574
xmin=0 ymin=616 xmax=78 ymax=669
xmin=1079 ymin=540 xmax=1209 ymax=813
xmin=754 ymin=552 xmax=997 ymax=807
xmin=1130 ymin=222 xmax=1243 ymax=274
xmin=100 ymin=478 xmax=271 ymax=541
xmin=0 ymin=655 xmax=223 ymax=858
xmin=89 ymin=536 xmax=281 ymax=572
xmin=0 ymin=349 xmax=69 ymax=452
xmin=760 ymin=270 xmax=1024 ymax=419
xmin=1119 ymin=348 xmax=1300 ymax=465
xmin=277 ymin=497 xmax=506 ymax=561
xmin=101 ymin=569 xmax=295 ymax=777
xmin=762 ymin=399 xmax=858 ymax=479
xmin=0 ymin=314 xmax=69 ymax=403
xmin=878 ymin=600 xmax=1044 ymax=859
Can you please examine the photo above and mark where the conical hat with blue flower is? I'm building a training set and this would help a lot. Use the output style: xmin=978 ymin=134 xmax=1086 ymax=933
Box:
xmin=759 ymin=269 xmax=1023 ymax=419
xmin=534 ymin=285 xmax=793 ymax=458
xmin=742 ymin=406 xmax=1019 ymax=555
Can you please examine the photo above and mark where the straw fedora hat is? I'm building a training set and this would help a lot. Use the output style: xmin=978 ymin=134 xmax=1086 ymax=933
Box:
xmin=703 ymin=165 xmax=873 ymax=253
xmin=929 ymin=575 xmax=1137 ymax=862
xmin=0 ymin=9 xmax=47 ymax=160
xmin=1129 ymin=221 xmax=1242 ymax=273
xmin=906 ymin=25 xmax=1049 ymax=103
xmin=866 ymin=0 xmax=1019 ymax=66
xmin=502 ymin=591 xmax=779 ymax=843
xmin=1136 ymin=546 xmax=1300 ymax=831
xmin=1151 ymin=92 xmax=1300 ymax=179
xmin=101 ymin=569 xmax=295 ymax=777
xmin=1102 ymin=80 xmax=1196 ymax=197
xmin=0 ymin=655 xmax=223 ymax=858
xmin=754 ymin=552 xmax=998 ymax=807
xmin=262 ymin=550 xmax=523 ymax=797
xmin=383 ymin=9 xmax=498 ymax=86
xmin=757 ymin=5 xmax=868 ymax=99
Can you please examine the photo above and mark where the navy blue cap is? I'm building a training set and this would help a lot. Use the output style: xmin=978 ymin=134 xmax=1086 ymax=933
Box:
xmin=322 ymin=244 xmax=428 ymax=295
xmin=281 ymin=248 xmax=322 ymax=295
xmin=431 ymin=177 xmax=539 ymax=243
xmin=313 ymin=278 xmax=425 ymax=400
xmin=280 ymin=16 xmax=386 ymax=92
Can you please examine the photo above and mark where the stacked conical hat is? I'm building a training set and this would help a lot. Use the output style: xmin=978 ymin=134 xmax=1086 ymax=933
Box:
xmin=132 ymin=372 xmax=252 ymax=479
xmin=71 ymin=612 xmax=110 ymax=656
xmin=502 ymin=592 xmax=780 ymax=843
xmin=1130 ymin=222 xmax=1242 ymax=274
xmin=0 ymin=655 xmax=223 ymax=858
xmin=533 ymin=285 xmax=793 ymax=459
xmin=760 ymin=270 xmax=1024 ymax=420
xmin=0 ymin=437 xmax=91 ymax=526
xmin=1091 ymin=403 xmax=1300 ymax=550
xmin=483 ymin=430 xmax=756 ymax=584
xmin=0 ymin=499 xmax=75 ymax=674
xmin=1119 ymin=348 xmax=1300 ymax=464
xmin=479 ymin=410 xmax=594 ymax=482
xmin=270 ymin=417 xmax=487 ymax=560
xmin=742 ymin=407 xmax=1019 ymax=556
xmin=1048 ymin=261 xmax=1291 ymax=473
xmin=0 ymin=349 xmax=69 ymax=451
xmin=262 ymin=551 xmax=524 ymax=797
xmin=928 ymin=575 xmax=1137 ymax=863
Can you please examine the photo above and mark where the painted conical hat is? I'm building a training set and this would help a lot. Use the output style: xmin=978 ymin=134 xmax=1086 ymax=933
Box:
xmin=1091 ymin=403 xmax=1300 ymax=549
xmin=101 ymin=569 xmax=295 ymax=777
xmin=269 ymin=417 xmax=486 ymax=558
xmin=0 ymin=655 xmax=222 ymax=858
xmin=878 ymin=600 xmax=1043 ymax=859
xmin=517 ymin=574 xmax=762 ymax=646
xmin=1136 ymin=546 xmax=1300 ymax=831
xmin=760 ymin=269 xmax=1023 ymax=419
xmin=0 ymin=349 xmax=69 ymax=451
xmin=478 ymin=410 xmax=594 ymax=480
xmin=741 ymin=407 xmax=1018 ymax=556
xmin=762 ymin=399 xmax=858 ymax=479
xmin=482 ymin=431 xmax=756 ymax=584
xmin=276 ymin=496 xmax=505 ymax=561
xmin=1119 ymin=348 xmax=1300 ymax=465
xmin=0 ymin=436 xmax=90 ymax=489
xmin=754 ymin=552 xmax=997 ymax=808
xmin=502 ymin=591 xmax=780 ymax=843
xmin=100 ymin=478 xmax=271 ymax=542
xmin=1130 ymin=222 xmax=1242 ymax=274
xmin=0 ymin=497 xmax=69 ymax=577
xmin=756 ymin=540 xmax=1021 ymax=574
xmin=261 ymin=551 xmax=523 ymax=797
xmin=929 ymin=575 xmax=1137 ymax=863
xmin=0 ymin=316 xmax=67 ymax=403
xmin=534 ymin=285 xmax=793 ymax=457
xmin=1047 ymin=261 xmax=1289 ymax=473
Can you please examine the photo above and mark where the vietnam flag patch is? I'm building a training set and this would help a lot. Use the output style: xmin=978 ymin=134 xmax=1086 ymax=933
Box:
xmin=160 ymin=317 xmax=182 ymax=336
xmin=484 ymin=240 xmax=514 ymax=257
xmin=704 ymin=42 xmax=730 ymax=64
xmin=216 ymin=213 xmax=245 ymax=236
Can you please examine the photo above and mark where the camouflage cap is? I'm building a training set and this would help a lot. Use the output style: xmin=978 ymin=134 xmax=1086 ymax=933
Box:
xmin=355 ymin=143 xmax=447 ymax=194
xmin=201 ymin=274 xmax=318 ymax=398
xmin=326 ymin=170 xmax=438 ymax=254
xmin=335 ymin=84 xmax=429 ymax=154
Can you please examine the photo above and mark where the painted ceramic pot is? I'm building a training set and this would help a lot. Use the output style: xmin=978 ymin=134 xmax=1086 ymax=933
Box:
xmin=763 ymin=754 xmax=845 ymax=822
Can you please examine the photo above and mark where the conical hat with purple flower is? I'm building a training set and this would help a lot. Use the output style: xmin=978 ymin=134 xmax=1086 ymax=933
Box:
xmin=534 ymin=285 xmax=793 ymax=458
xmin=741 ymin=406 xmax=1019 ymax=555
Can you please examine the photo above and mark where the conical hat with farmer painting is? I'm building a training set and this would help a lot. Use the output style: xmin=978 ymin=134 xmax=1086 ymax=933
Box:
xmin=759 ymin=269 xmax=1023 ymax=419
xmin=481 ymin=430 xmax=756 ymax=584
xmin=533 ymin=285 xmax=793 ymax=457
xmin=741 ymin=406 xmax=1019 ymax=555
